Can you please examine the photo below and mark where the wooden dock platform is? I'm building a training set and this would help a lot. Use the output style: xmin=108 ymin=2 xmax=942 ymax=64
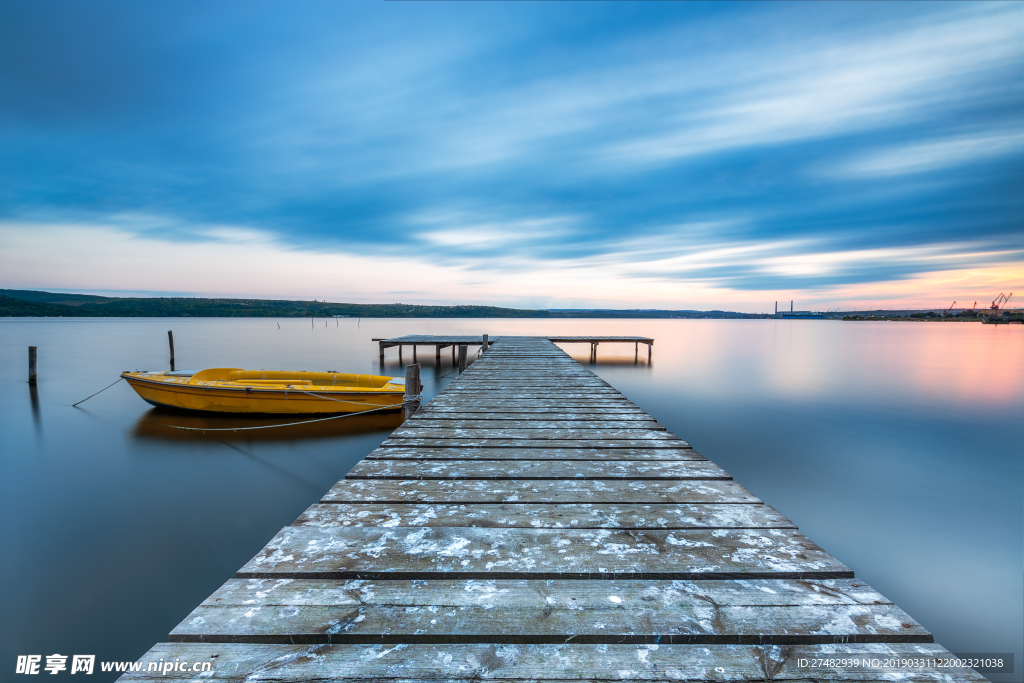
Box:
xmin=123 ymin=337 xmax=984 ymax=681
xmin=375 ymin=334 xmax=654 ymax=363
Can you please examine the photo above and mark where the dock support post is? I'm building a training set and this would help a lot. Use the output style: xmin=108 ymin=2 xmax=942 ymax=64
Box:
xmin=398 ymin=345 xmax=403 ymax=363
xmin=412 ymin=345 xmax=417 ymax=363
xmin=435 ymin=345 xmax=441 ymax=365
xmin=648 ymin=341 xmax=652 ymax=362
xmin=482 ymin=334 xmax=488 ymax=352
xmin=404 ymin=363 xmax=421 ymax=419
xmin=28 ymin=346 xmax=37 ymax=384
xmin=379 ymin=344 xmax=384 ymax=363
xmin=168 ymin=330 xmax=175 ymax=371
xmin=452 ymin=345 xmax=456 ymax=364
xmin=458 ymin=345 xmax=467 ymax=373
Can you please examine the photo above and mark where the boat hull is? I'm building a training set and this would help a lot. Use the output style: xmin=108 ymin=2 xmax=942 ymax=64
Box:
xmin=123 ymin=371 xmax=405 ymax=415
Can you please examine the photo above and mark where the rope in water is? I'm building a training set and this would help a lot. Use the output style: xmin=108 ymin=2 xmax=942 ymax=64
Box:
xmin=72 ymin=377 xmax=124 ymax=407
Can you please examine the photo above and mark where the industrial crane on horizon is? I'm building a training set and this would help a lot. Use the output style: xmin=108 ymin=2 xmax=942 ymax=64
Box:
xmin=990 ymin=293 xmax=1013 ymax=310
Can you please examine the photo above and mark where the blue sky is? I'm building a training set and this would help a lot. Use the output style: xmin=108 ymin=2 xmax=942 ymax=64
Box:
xmin=0 ymin=1 xmax=1021 ymax=311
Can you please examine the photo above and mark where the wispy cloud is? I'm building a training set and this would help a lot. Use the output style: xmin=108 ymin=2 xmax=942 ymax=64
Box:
xmin=600 ymin=5 xmax=1021 ymax=167
xmin=826 ymin=130 xmax=1024 ymax=179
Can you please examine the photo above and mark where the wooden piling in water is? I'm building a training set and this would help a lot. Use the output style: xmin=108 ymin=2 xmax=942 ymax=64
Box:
xmin=482 ymin=333 xmax=489 ymax=352
xmin=404 ymin=363 xmax=421 ymax=420
xmin=28 ymin=346 xmax=37 ymax=384
xmin=458 ymin=344 xmax=468 ymax=373
xmin=167 ymin=331 xmax=175 ymax=371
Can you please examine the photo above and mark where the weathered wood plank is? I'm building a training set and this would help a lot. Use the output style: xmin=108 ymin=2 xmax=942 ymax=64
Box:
xmin=366 ymin=447 xmax=705 ymax=461
xmin=170 ymin=578 xmax=928 ymax=645
xmin=441 ymin=389 xmax=622 ymax=394
xmin=460 ymin=371 xmax=601 ymax=376
xmin=426 ymin=400 xmax=642 ymax=408
xmin=236 ymin=526 xmax=850 ymax=580
xmin=415 ymin=414 xmax=658 ymax=423
xmin=389 ymin=428 xmax=681 ymax=440
xmin=383 ymin=438 xmax=692 ymax=448
xmin=420 ymin=407 xmax=652 ymax=415
xmin=295 ymin=502 xmax=794 ymax=529
xmin=321 ymin=479 xmax=751 ymax=504
xmin=345 ymin=459 xmax=728 ymax=480
xmin=401 ymin=420 xmax=664 ymax=430
xmin=121 ymin=642 xmax=987 ymax=682
xmin=458 ymin=377 xmax=599 ymax=380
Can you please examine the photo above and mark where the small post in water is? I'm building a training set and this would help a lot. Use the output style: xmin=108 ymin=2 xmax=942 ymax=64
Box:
xmin=458 ymin=345 xmax=468 ymax=373
xmin=482 ymin=334 xmax=489 ymax=352
xmin=28 ymin=346 xmax=37 ymax=384
xmin=167 ymin=330 xmax=175 ymax=371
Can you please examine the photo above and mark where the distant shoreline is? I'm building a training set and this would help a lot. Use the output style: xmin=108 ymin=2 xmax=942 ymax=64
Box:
xmin=1 ymin=289 xmax=1017 ymax=321
xmin=0 ymin=290 xmax=762 ymax=319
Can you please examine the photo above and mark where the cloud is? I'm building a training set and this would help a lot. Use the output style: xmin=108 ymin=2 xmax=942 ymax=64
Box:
xmin=599 ymin=4 xmax=1021 ymax=168
xmin=825 ymin=130 xmax=1024 ymax=179
xmin=412 ymin=212 xmax=578 ymax=254
xmin=5 ymin=219 xmax=1018 ymax=313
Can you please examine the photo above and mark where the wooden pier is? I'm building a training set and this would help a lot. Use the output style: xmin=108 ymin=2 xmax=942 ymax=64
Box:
xmin=124 ymin=336 xmax=983 ymax=681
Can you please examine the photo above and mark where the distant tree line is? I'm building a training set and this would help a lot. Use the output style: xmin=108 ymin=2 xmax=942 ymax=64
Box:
xmin=0 ymin=290 xmax=759 ymax=319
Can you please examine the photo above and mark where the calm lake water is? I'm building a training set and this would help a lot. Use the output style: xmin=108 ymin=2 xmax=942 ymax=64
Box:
xmin=1 ymin=318 xmax=1021 ymax=681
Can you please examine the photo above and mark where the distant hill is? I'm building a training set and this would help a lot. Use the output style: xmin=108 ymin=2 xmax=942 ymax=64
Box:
xmin=0 ymin=289 xmax=116 ymax=305
xmin=0 ymin=289 xmax=761 ymax=318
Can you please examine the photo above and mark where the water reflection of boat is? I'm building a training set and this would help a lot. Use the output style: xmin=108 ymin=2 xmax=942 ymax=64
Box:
xmin=122 ymin=368 xmax=406 ymax=414
xmin=132 ymin=406 xmax=404 ymax=442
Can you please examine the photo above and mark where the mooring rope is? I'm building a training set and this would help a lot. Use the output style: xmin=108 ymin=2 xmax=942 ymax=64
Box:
xmin=72 ymin=377 xmax=124 ymax=407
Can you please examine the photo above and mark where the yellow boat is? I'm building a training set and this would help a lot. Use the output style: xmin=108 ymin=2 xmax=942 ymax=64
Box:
xmin=121 ymin=368 xmax=407 ymax=414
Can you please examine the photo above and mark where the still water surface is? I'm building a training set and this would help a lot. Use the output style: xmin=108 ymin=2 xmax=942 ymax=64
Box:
xmin=1 ymin=318 xmax=1021 ymax=681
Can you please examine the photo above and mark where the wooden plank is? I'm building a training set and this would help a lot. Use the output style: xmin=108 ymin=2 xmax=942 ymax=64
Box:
xmin=461 ymin=368 xmax=598 ymax=372
xmin=294 ymin=502 xmax=794 ymax=529
xmin=345 ymin=459 xmax=728 ymax=480
xmin=401 ymin=420 xmax=664 ymax=430
xmin=236 ymin=526 xmax=852 ymax=580
xmin=416 ymin=412 xmax=656 ymax=421
xmin=170 ymin=578 xmax=929 ymax=645
xmin=389 ymin=428 xmax=682 ymax=440
xmin=120 ymin=642 xmax=987 ymax=682
xmin=441 ymin=388 xmax=622 ymax=394
xmin=420 ymin=407 xmax=651 ymax=415
xmin=322 ymin=479 xmax=754 ymax=504
xmin=366 ymin=447 xmax=705 ymax=461
xmin=426 ymin=399 xmax=642 ymax=408
xmin=458 ymin=375 xmax=602 ymax=379
xmin=383 ymin=438 xmax=692 ymax=448
xmin=460 ymin=367 xmax=601 ymax=372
